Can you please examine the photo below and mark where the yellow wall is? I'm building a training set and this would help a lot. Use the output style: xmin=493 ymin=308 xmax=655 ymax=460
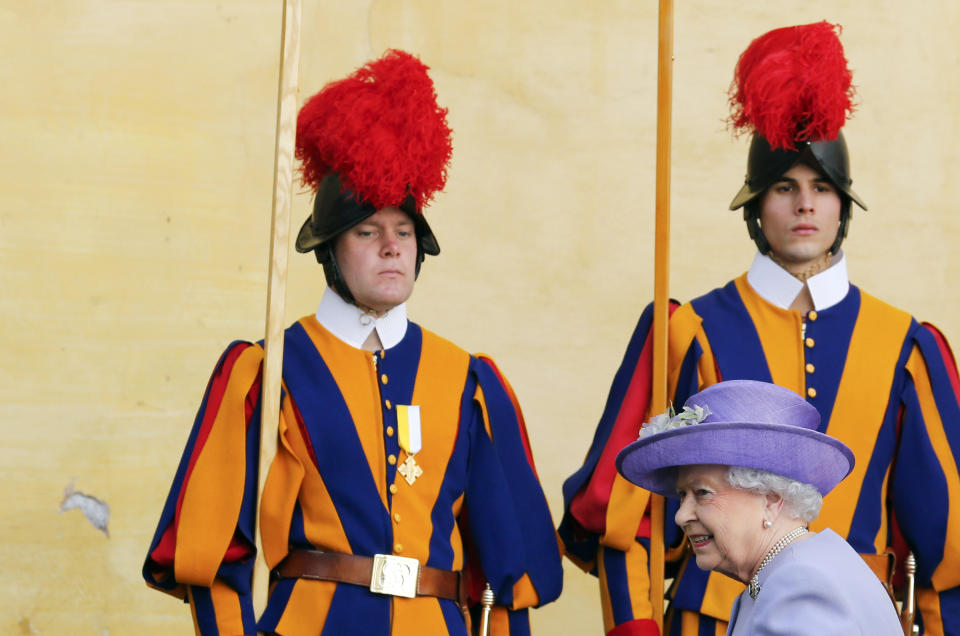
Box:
xmin=3 ymin=2 xmax=959 ymax=633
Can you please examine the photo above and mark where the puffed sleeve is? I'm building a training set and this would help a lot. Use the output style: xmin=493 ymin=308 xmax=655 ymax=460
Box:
xmin=893 ymin=322 xmax=960 ymax=636
xmin=142 ymin=341 xmax=264 ymax=635
xmin=558 ymin=302 xmax=695 ymax=636
xmin=460 ymin=355 xmax=563 ymax=635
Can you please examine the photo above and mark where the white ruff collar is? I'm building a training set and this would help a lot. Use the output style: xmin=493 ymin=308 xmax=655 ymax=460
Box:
xmin=315 ymin=287 xmax=408 ymax=349
xmin=746 ymin=251 xmax=850 ymax=311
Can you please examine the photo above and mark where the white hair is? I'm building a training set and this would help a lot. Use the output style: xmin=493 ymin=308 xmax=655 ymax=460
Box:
xmin=725 ymin=466 xmax=823 ymax=523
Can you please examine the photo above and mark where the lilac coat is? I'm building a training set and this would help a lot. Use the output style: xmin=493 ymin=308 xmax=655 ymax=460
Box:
xmin=727 ymin=529 xmax=901 ymax=635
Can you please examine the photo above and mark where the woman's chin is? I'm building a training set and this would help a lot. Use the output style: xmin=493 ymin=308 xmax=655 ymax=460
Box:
xmin=693 ymin=553 xmax=719 ymax=572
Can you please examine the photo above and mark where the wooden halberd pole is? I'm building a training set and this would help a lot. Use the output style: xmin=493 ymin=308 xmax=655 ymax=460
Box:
xmin=253 ymin=0 xmax=302 ymax=618
xmin=650 ymin=0 xmax=674 ymax=631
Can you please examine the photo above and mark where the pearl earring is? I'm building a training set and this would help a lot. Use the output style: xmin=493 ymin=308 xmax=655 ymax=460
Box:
xmin=763 ymin=519 xmax=772 ymax=528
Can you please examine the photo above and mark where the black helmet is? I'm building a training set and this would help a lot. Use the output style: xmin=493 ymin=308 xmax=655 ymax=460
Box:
xmin=730 ymin=132 xmax=867 ymax=254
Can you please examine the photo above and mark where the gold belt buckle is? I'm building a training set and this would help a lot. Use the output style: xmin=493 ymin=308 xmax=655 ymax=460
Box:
xmin=370 ymin=554 xmax=420 ymax=598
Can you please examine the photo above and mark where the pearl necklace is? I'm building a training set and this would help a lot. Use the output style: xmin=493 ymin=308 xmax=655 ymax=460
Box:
xmin=748 ymin=527 xmax=808 ymax=599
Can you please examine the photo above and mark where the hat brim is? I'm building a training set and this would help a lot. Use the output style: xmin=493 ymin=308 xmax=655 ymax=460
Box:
xmin=615 ymin=422 xmax=854 ymax=498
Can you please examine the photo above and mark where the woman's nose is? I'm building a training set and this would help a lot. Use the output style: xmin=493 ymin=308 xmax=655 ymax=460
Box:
xmin=674 ymin=495 xmax=694 ymax=526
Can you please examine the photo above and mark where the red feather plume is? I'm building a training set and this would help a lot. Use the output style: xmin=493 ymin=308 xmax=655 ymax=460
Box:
xmin=728 ymin=22 xmax=856 ymax=150
xmin=295 ymin=49 xmax=453 ymax=212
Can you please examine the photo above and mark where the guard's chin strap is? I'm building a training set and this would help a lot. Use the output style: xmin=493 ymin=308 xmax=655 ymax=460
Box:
xmin=829 ymin=201 xmax=851 ymax=254
xmin=744 ymin=204 xmax=772 ymax=254
xmin=314 ymin=243 xmax=353 ymax=303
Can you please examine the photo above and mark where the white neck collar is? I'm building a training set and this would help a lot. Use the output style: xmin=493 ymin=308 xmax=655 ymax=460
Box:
xmin=746 ymin=251 xmax=850 ymax=311
xmin=315 ymin=287 xmax=408 ymax=349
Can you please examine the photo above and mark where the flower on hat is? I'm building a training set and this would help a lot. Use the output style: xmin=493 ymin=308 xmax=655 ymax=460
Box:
xmin=639 ymin=404 xmax=712 ymax=439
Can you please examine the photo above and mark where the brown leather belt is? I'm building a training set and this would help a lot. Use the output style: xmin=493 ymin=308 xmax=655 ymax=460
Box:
xmin=273 ymin=549 xmax=464 ymax=604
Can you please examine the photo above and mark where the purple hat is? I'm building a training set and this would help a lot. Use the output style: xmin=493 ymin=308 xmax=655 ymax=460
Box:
xmin=615 ymin=380 xmax=854 ymax=498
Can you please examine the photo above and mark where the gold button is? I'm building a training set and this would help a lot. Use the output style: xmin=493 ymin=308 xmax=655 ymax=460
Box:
xmin=805 ymin=363 xmax=815 ymax=374
xmin=386 ymin=426 xmax=395 ymax=437
xmin=394 ymin=512 xmax=402 ymax=523
xmin=381 ymin=373 xmax=388 ymax=384
xmin=385 ymin=400 xmax=392 ymax=410
xmin=805 ymin=337 xmax=815 ymax=348
xmin=808 ymin=310 xmax=818 ymax=322
xmin=394 ymin=543 xmax=403 ymax=553
xmin=389 ymin=484 xmax=398 ymax=494
xmin=807 ymin=387 xmax=817 ymax=398
xmin=379 ymin=350 xmax=386 ymax=359
xmin=388 ymin=454 xmax=397 ymax=465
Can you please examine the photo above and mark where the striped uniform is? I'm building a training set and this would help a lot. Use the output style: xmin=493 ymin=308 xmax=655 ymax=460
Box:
xmin=560 ymin=274 xmax=960 ymax=636
xmin=144 ymin=315 xmax=562 ymax=635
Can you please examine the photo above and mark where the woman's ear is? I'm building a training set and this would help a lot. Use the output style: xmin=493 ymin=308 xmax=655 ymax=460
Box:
xmin=763 ymin=491 xmax=784 ymax=520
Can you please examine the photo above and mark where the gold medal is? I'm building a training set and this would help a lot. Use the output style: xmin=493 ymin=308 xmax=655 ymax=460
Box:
xmin=398 ymin=455 xmax=423 ymax=485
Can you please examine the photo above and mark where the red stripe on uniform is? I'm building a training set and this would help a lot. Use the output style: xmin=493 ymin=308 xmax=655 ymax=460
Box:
xmin=476 ymin=355 xmax=538 ymax=474
xmin=570 ymin=326 xmax=654 ymax=534
xmin=175 ymin=344 xmax=253 ymax=526
xmin=923 ymin=322 xmax=960 ymax=398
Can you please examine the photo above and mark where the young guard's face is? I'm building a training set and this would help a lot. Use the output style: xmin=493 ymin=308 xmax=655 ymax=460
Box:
xmin=334 ymin=207 xmax=418 ymax=314
xmin=759 ymin=163 xmax=843 ymax=269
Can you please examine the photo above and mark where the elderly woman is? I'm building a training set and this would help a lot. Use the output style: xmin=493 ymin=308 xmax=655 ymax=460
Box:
xmin=617 ymin=380 xmax=901 ymax=635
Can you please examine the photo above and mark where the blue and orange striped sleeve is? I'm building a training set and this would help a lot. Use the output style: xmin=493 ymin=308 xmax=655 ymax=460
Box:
xmin=558 ymin=304 xmax=658 ymax=561
xmin=143 ymin=341 xmax=264 ymax=635
xmin=894 ymin=322 xmax=960 ymax=636
xmin=557 ymin=302 xmax=691 ymax=636
xmin=464 ymin=355 xmax=563 ymax=634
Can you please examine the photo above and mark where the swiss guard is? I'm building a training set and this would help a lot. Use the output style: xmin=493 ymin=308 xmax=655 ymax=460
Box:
xmin=559 ymin=21 xmax=960 ymax=636
xmin=143 ymin=49 xmax=562 ymax=635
